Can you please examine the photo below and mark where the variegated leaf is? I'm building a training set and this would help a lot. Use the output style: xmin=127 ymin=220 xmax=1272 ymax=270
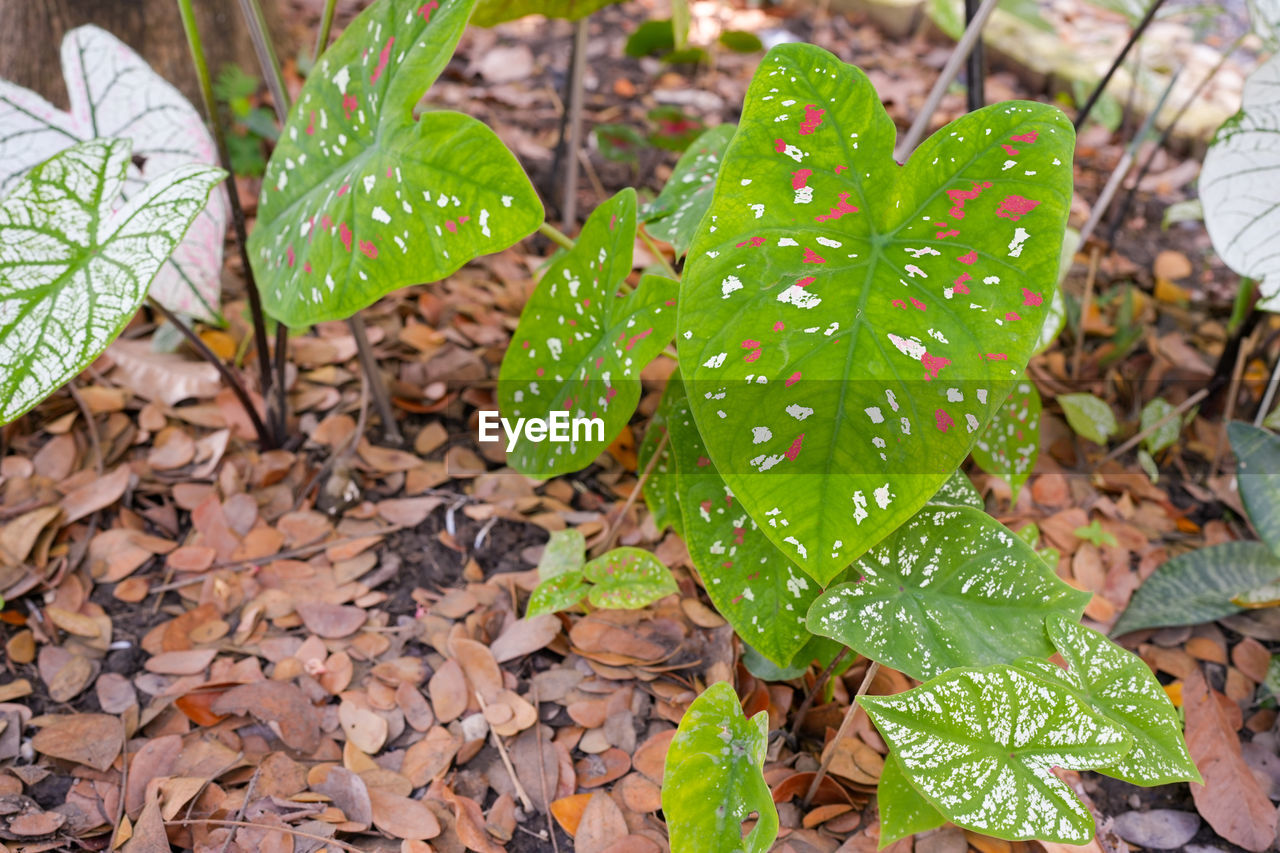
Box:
xmin=1229 ymin=421 xmax=1280 ymax=556
xmin=1141 ymin=397 xmax=1181 ymax=454
xmin=472 ymin=0 xmax=620 ymax=26
xmin=249 ymin=0 xmax=542 ymax=327
xmin=0 ymin=26 xmax=228 ymax=321
xmin=972 ymin=377 xmax=1041 ymax=500
xmin=860 ymin=666 xmax=1132 ymax=843
xmin=678 ymin=43 xmax=1074 ymax=584
xmin=877 ymin=751 xmax=945 ymax=847
xmin=930 ymin=469 xmax=984 ymax=509
xmin=0 ymin=139 xmax=225 ymax=423
xmin=643 ymin=124 xmax=736 ymax=257
xmin=639 ymin=377 xmax=684 ymax=534
xmin=583 ymin=547 xmax=677 ymax=609
xmin=805 ymin=505 xmax=1089 ymax=681
xmin=1058 ymin=392 xmax=1116 ymax=445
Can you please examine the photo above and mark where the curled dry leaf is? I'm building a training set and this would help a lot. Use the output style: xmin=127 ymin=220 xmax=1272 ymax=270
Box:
xmin=401 ymin=726 xmax=460 ymax=787
xmin=210 ymin=680 xmax=320 ymax=754
xmin=30 ymin=713 xmax=123 ymax=771
xmin=106 ymin=339 xmax=221 ymax=406
xmin=490 ymin=613 xmax=561 ymax=663
xmin=125 ymin=735 xmax=181 ymax=818
xmin=59 ymin=465 xmax=130 ymax=525
xmin=449 ymin=636 xmax=503 ymax=702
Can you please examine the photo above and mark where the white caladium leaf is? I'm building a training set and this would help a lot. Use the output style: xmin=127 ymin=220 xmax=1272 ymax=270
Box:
xmin=1202 ymin=52 xmax=1280 ymax=311
xmin=861 ymin=666 xmax=1132 ymax=843
xmin=0 ymin=139 xmax=225 ymax=423
xmin=877 ymin=751 xmax=945 ymax=847
xmin=0 ymin=26 xmax=228 ymax=321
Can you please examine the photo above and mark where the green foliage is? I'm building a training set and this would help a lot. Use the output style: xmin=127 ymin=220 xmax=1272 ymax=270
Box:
xmin=1141 ymin=397 xmax=1181 ymax=454
xmin=526 ymin=531 xmax=676 ymax=616
xmin=663 ymin=682 xmax=778 ymax=853
xmin=643 ymin=124 xmax=736 ymax=257
xmin=649 ymin=106 xmax=707 ymax=151
xmin=930 ymin=469 xmax=983 ymax=509
xmin=719 ymin=31 xmax=764 ymax=52
xmin=213 ymin=65 xmax=278 ymax=177
xmin=594 ymin=123 xmax=647 ymax=165
xmin=678 ymin=43 xmax=1074 ymax=584
xmin=1073 ymin=519 xmax=1117 ymax=547
xmin=472 ymin=0 xmax=619 ymax=26
xmin=625 ymin=19 xmax=678 ymax=57
xmin=1058 ymin=392 xmax=1117 ymax=444
xmin=249 ymin=0 xmax=542 ymax=328
xmin=806 ymin=505 xmax=1089 ymax=681
xmin=1229 ymin=421 xmax=1280 ymax=556
xmin=0 ymin=139 xmax=224 ymax=424
xmin=498 ymin=190 xmax=678 ymax=477
xmin=638 ymin=381 xmax=683 ymax=534
xmin=861 ymin=666 xmax=1132 ymax=843
xmin=972 ymin=378 xmax=1041 ymax=500
xmin=877 ymin=752 xmax=945 ymax=847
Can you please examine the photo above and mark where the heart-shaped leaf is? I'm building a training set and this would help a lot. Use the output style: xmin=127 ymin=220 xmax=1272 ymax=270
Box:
xmin=642 ymin=124 xmax=735 ymax=257
xmin=1112 ymin=541 xmax=1280 ymax=635
xmin=806 ymin=505 xmax=1089 ymax=681
xmin=1201 ymin=53 xmax=1280 ymax=310
xmin=1228 ymin=421 xmax=1280 ymax=556
xmin=1141 ymin=397 xmax=1181 ymax=454
xmin=472 ymin=0 xmax=620 ymax=26
xmin=972 ymin=377 xmax=1041 ymax=500
xmin=860 ymin=665 xmax=1132 ymax=843
xmin=1013 ymin=616 xmax=1200 ymax=786
xmin=249 ymin=0 xmax=542 ymax=327
xmin=0 ymin=26 xmax=228 ymax=320
xmin=663 ymin=681 xmax=778 ymax=853
xmin=930 ymin=469 xmax=984 ymax=508
xmin=538 ymin=528 xmax=586 ymax=578
xmin=583 ymin=547 xmax=677 ymax=609
xmin=526 ymin=572 xmax=590 ymax=617
xmin=877 ymin=751 xmax=945 ymax=847
xmin=677 ymin=43 xmax=1074 ymax=583
xmin=0 ymin=139 xmax=224 ymax=424
xmin=1058 ymin=392 xmax=1117 ymax=445
xmin=499 ymin=190 xmax=678 ymax=477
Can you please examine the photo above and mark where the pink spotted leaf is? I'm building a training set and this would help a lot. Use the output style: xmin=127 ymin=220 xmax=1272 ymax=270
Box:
xmin=971 ymin=377 xmax=1041 ymax=501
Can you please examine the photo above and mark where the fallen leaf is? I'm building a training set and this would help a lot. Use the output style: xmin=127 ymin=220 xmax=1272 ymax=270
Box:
xmin=210 ymin=680 xmax=320 ymax=753
xmin=295 ymin=601 xmax=367 ymax=638
xmin=429 ymin=659 xmax=469 ymax=723
xmin=59 ymin=465 xmax=130 ymax=524
xmin=575 ymin=791 xmax=629 ymax=853
xmin=339 ymin=698 xmax=388 ymax=754
xmin=310 ymin=765 xmax=373 ymax=828
xmin=107 ymin=338 xmax=221 ymax=406
xmin=31 ymin=713 xmax=123 ymax=771
xmin=368 ymin=787 xmax=441 ymax=840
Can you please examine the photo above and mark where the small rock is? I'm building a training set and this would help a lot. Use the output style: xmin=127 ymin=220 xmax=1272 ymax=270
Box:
xmin=1114 ymin=809 xmax=1201 ymax=850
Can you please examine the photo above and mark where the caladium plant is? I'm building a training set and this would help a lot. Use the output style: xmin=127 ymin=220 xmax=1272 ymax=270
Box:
xmin=0 ymin=25 xmax=229 ymax=321
xmin=971 ymin=376 xmax=1041 ymax=499
xmin=526 ymin=529 xmax=677 ymax=615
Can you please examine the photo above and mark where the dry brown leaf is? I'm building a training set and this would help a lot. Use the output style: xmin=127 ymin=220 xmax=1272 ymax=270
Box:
xmin=7 ymin=810 xmax=66 ymax=837
xmin=31 ymin=713 xmax=122 ymax=771
xmin=631 ymin=729 xmax=675 ymax=783
xmin=401 ymin=726 xmax=459 ymax=787
xmin=210 ymin=680 xmax=320 ymax=753
xmin=574 ymin=791 xmax=629 ymax=853
xmin=59 ymin=464 xmax=131 ymax=525
xmin=107 ymin=339 xmax=221 ymax=406
xmin=37 ymin=646 xmax=96 ymax=703
xmin=490 ymin=614 xmax=560 ymax=663
xmin=339 ymin=698 xmax=388 ymax=754
xmin=575 ymin=747 xmax=631 ymax=788
xmin=449 ymin=636 xmax=503 ymax=702
xmin=429 ymin=659 xmax=469 ymax=723
xmin=145 ymin=648 xmax=216 ymax=676
xmin=368 ymin=787 xmax=442 ymax=841
xmin=310 ymin=765 xmax=373 ymax=829
xmin=125 ymin=734 xmax=181 ymax=818
xmin=295 ymin=601 xmax=367 ymax=638
xmin=442 ymin=786 xmax=505 ymax=853
xmin=0 ymin=505 xmax=61 ymax=565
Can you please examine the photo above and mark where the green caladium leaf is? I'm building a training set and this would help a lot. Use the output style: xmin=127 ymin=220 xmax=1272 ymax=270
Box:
xmin=1012 ymin=616 xmax=1200 ymax=786
xmin=972 ymin=377 xmax=1041 ymax=500
xmin=930 ymin=469 xmax=983 ymax=509
xmin=1141 ymin=397 xmax=1181 ymax=454
xmin=584 ymin=547 xmax=677 ymax=608
xmin=663 ymin=681 xmax=778 ymax=853
xmin=526 ymin=572 xmax=590 ymax=617
xmin=0 ymin=139 xmax=224 ymax=424
xmin=1112 ymin=541 xmax=1280 ymax=635
xmin=664 ymin=372 xmax=821 ymax=666
xmin=806 ymin=505 xmax=1089 ymax=681
xmin=860 ymin=666 xmax=1132 ymax=843
xmin=1228 ymin=421 xmax=1280 ymax=556
xmin=538 ymin=528 xmax=586 ymax=578
xmin=1058 ymin=392 xmax=1117 ymax=445
xmin=499 ymin=190 xmax=678 ymax=477
xmin=249 ymin=0 xmax=542 ymax=327
xmin=639 ymin=379 xmax=683 ymax=534
xmin=643 ymin=124 xmax=736 ymax=257
xmin=741 ymin=633 xmax=844 ymax=680
xmin=877 ymin=752 xmax=945 ymax=847
xmin=678 ymin=43 xmax=1074 ymax=584
xmin=472 ymin=0 xmax=619 ymax=26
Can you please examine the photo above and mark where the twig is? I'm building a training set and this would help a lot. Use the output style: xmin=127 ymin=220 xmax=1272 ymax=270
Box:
xmin=639 ymin=228 xmax=678 ymax=279
xmin=803 ymin=660 xmax=879 ymax=807
xmin=114 ymin=716 xmax=128 ymax=834
xmin=237 ymin=0 xmax=289 ymax=124
xmin=963 ymin=0 xmax=984 ymax=112
xmin=896 ymin=0 xmax=1000 ymax=159
xmin=67 ymin=382 xmax=103 ymax=476
xmin=789 ymin=647 xmax=849 ymax=739
xmin=1073 ymin=0 xmax=1170 ymax=130
xmin=538 ymin=221 xmax=576 ymax=251
xmin=476 ymin=694 xmax=535 ymax=812
xmin=218 ymin=764 xmax=262 ymax=853
xmin=1071 ymin=245 xmax=1101 ymax=380
xmin=562 ymin=18 xmax=590 ymax=227
xmin=1099 ymin=387 xmax=1207 ymax=463
xmin=1211 ymin=327 xmax=1257 ymax=474
xmin=594 ymin=430 xmax=668 ymax=555
xmin=167 ymin=819 xmax=364 ymax=853
xmin=314 ymin=0 xmax=338 ymax=61
xmin=348 ymin=313 xmax=403 ymax=445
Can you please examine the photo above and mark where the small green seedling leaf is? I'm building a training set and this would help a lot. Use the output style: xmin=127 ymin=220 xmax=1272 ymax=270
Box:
xmin=626 ymin=19 xmax=677 ymax=57
xmin=473 ymin=0 xmax=619 ymax=25
xmin=877 ymin=751 xmax=945 ymax=847
xmin=594 ymin=123 xmax=647 ymax=165
xmin=1073 ymin=519 xmax=1117 ymax=548
xmin=643 ymin=124 xmax=736 ymax=258
xmin=250 ymin=0 xmax=543 ymax=327
xmin=1013 ymin=616 xmax=1201 ymax=786
xmin=1112 ymin=541 xmax=1280 ymax=634
xmin=679 ymin=43 xmax=1074 ymax=584
xmin=1141 ymin=398 xmax=1180 ymax=454
xmin=1228 ymin=421 xmax=1280 ymax=557
xmin=499 ymin=190 xmax=678 ymax=477
xmin=861 ymin=666 xmax=1132 ymax=843
xmin=538 ymin=528 xmax=586 ymax=578
xmin=583 ymin=547 xmax=677 ymax=609
xmin=929 ymin=469 xmax=983 ymax=509
xmin=806 ymin=505 xmax=1089 ymax=682
xmin=0 ymin=139 xmax=224 ymax=424
xmin=718 ymin=30 xmax=764 ymax=52
xmin=526 ymin=572 xmax=590 ymax=617
xmin=663 ymin=681 xmax=778 ymax=853
xmin=649 ymin=106 xmax=706 ymax=151
xmin=972 ymin=378 xmax=1041 ymax=500
xmin=1058 ymin=393 xmax=1117 ymax=445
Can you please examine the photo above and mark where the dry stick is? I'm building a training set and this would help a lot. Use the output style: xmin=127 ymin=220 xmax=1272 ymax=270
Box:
xmin=895 ymin=0 xmax=1000 ymax=160
xmin=1256 ymin=355 xmax=1280 ymax=427
xmin=595 ymin=430 xmax=669 ymax=556
xmin=788 ymin=647 xmax=849 ymax=739
xmin=67 ymin=382 xmax=103 ymax=476
xmin=1211 ymin=327 xmax=1257 ymax=474
xmin=1073 ymin=0 xmax=1170 ymax=130
xmin=1071 ymin=245 xmax=1101 ymax=380
xmin=963 ymin=0 xmax=985 ymax=112
xmin=218 ymin=764 xmax=263 ymax=853
xmin=476 ymin=694 xmax=535 ymax=811
xmin=148 ymin=297 xmax=274 ymax=448
xmin=167 ymin=819 xmax=366 ymax=853
xmin=562 ymin=18 xmax=590 ymax=228
xmin=803 ymin=660 xmax=880 ymax=807
xmin=349 ymin=313 xmax=404 ymax=445
xmin=1100 ymin=386 xmax=1208 ymax=464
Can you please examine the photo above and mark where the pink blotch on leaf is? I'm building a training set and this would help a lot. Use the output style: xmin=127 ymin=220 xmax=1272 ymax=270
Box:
xmin=417 ymin=0 xmax=438 ymax=20
xmin=306 ymin=111 xmax=316 ymax=135
xmin=741 ymin=339 xmax=761 ymax=348
xmin=791 ymin=169 xmax=812 ymax=190
xmin=522 ymin=340 xmax=531 ymax=349
xmin=733 ymin=527 xmax=745 ymax=545
xmin=796 ymin=276 xmax=816 ymax=288
xmin=802 ymin=247 xmax=825 ymax=264
xmin=774 ymin=138 xmax=787 ymax=153
xmin=935 ymin=409 xmax=954 ymax=432
xmin=337 ymin=184 xmax=350 ymax=197
xmin=625 ymin=328 xmax=653 ymax=350
xmin=696 ymin=456 xmax=712 ymax=467
xmin=799 ymin=105 xmax=825 ymax=134
xmin=370 ymin=36 xmax=394 ymax=84
xmin=815 ymin=192 xmax=859 ymax=223
xmin=339 ymin=223 xmax=353 ymax=252
xmin=304 ymin=261 xmax=312 ymax=273
xmin=834 ymin=165 xmax=848 ymax=174
xmin=946 ymin=181 xmax=991 ymax=220
xmin=773 ymin=321 xmax=785 ymax=331
xmin=953 ymin=272 xmax=972 ymax=294
xmin=1010 ymin=131 xmax=1038 ymax=143
xmin=957 ymin=251 xmax=978 ymax=265
xmin=744 ymin=349 xmax=761 ymax=363
xmin=921 ymin=352 xmax=950 ymax=380
xmin=605 ymin=387 xmax=618 ymax=402
xmin=1005 ymin=311 xmax=1021 ymax=321
xmin=1022 ymin=288 xmax=1043 ymax=307
xmin=286 ymin=246 xmax=295 ymax=268
xmin=342 ymin=94 xmax=358 ymax=120
xmin=784 ymin=433 xmax=805 ymax=461
xmin=359 ymin=240 xmax=378 ymax=259
xmin=535 ymin=367 xmax=544 ymax=377
xmin=936 ymin=228 xmax=960 ymax=239
xmin=986 ymin=353 xmax=1008 ymax=360
xmin=445 ymin=220 xmax=457 ymax=233
xmin=785 ymin=372 xmax=801 ymax=387
xmin=996 ymin=195 xmax=1040 ymax=221
xmin=909 ymin=298 xmax=926 ymax=311
xmin=1001 ymin=144 xmax=1019 ymax=156
xmin=893 ymin=299 xmax=907 ymax=310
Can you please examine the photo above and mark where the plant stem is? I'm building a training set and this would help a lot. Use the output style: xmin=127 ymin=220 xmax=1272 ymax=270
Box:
xmin=238 ymin=0 xmax=289 ymax=123
xmin=896 ymin=0 xmax=1000 ymax=159
xmin=789 ymin=647 xmax=849 ymax=739
xmin=964 ymin=0 xmax=985 ymax=112
xmin=348 ymin=314 xmax=403 ymax=445
xmin=639 ymin=228 xmax=678 ymax=279
xmin=149 ymin=297 xmax=274 ymax=448
xmin=314 ymin=0 xmax=339 ymax=61
xmin=538 ymin=221 xmax=576 ymax=250
xmin=562 ymin=18 xmax=589 ymax=227
xmin=803 ymin=659 xmax=879 ymax=807
xmin=175 ymin=0 xmax=278 ymax=414
xmin=1071 ymin=244 xmax=1101 ymax=379
xmin=1073 ymin=0 xmax=1169 ymax=130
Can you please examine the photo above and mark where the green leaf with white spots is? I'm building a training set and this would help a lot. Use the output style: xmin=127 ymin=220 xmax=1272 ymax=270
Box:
xmin=584 ymin=547 xmax=677 ymax=609
xmin=805 ymin=505 xmax=1089 ymax=682
xmin=499 ymin=190 xmax=679 ymax=477
xmin=1140 ymin=398 xmax=1180 ymax=454
xmin=663 ymin=681 xmax=778 ymax=853
xmin=665 ymin=372 xmax=821 ymax=667
xmin=472 ymin=0 xmax=619 ymax=26
xmin=249 ymin=0 xmax=542 ymax=328
xmin=1058 ymin=393 xmax=1116 ymax=445
xmin=1229 ymin=421 xmax=1280 ymax=556
xmin=1012 ymin=616 xmax=1200 ymax=786
xmin=930 ymin=469 xmax=983 ymax=509
xmin=0 ymin=139 xmax=224 ymax=424
xmin=1032 ymin=225 xmax=1077 ymax=355
xmin=861 ymin=665 xmax=1132 ymax=843
xmin=526 ymin=571 xmax=590 ymax=617
xmin=538 ymin=528 xmax=586 ymax=578
xmin=877 ymin=752 xmax=945 ymax=847
xmin=972 ymin=377 xmax=1041 ymax=500
xmin=639 ymin=378 xmax=683 ymax=534
xmin=642 ymin=124 xmax=736 ymax=257
xmin=678 ymin=43 xmax=1074 ymax=584
xmin=1112 ymin=541 xmax=1280 ymax=635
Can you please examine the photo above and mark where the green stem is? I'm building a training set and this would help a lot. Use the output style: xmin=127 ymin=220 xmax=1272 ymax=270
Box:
xmin=315 ymin=0 xmax=338 ymax=61
xmin=537 ymin=221 xmax=575 ymax=250
xmin=237 ymin=0 xmax=289 ymax=123
xmin=639 ymin=228 xmax=678 ymax=279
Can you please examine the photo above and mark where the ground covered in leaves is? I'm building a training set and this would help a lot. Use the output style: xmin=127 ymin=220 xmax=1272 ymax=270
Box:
xmin=0 ymin=0 xmax=1278 ymax=851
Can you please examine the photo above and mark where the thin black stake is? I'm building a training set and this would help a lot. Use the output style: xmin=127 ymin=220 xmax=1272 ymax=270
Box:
xmin=964 ymin=0 xmax=984 ymax=111
xmin=1073 ymin=0 xmax=1169 ymax=130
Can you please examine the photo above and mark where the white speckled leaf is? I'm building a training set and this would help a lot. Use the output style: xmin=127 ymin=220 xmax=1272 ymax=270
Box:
xmin=0 ymin=139 xmax=225 ymax=424
xmin=972 ymin=377 xmax=1041 ymax=500
xmin=0 ymin=26 xmax=228 ymax=321
xmin=929 ymin=469 xmax=984 ymax=508
xmin=583 ymin=547 xmax=677 ymax=609
xmin=1202 ymin=53 xmax=1280 ymax=311
xmin=805 ymin=505 xmax=1089 ymax=681
xmin=860 ymin=666 xmax=1132 ymax=843
xmin=1058 ymin=393 xmax=1116 ymax=445
xmin=663 ymin=681 xmax=778 ymax=853
xmin=249 ymin=0 xmax=542 ymax=327
xmin=499 ymin=190 xmax=679 ymax=477
xmin=1228 ymin=421 xmax=1280 ymax=556
xmin=878 ymin=751 xmax=945 ymax=846
xmin=643 ymin=124 xmax=736 ymax=257
xmin=678 ymin=43 xmax=1074 ymax=584
xmin=1013 ymin=616 xmax=1201 ymax=786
